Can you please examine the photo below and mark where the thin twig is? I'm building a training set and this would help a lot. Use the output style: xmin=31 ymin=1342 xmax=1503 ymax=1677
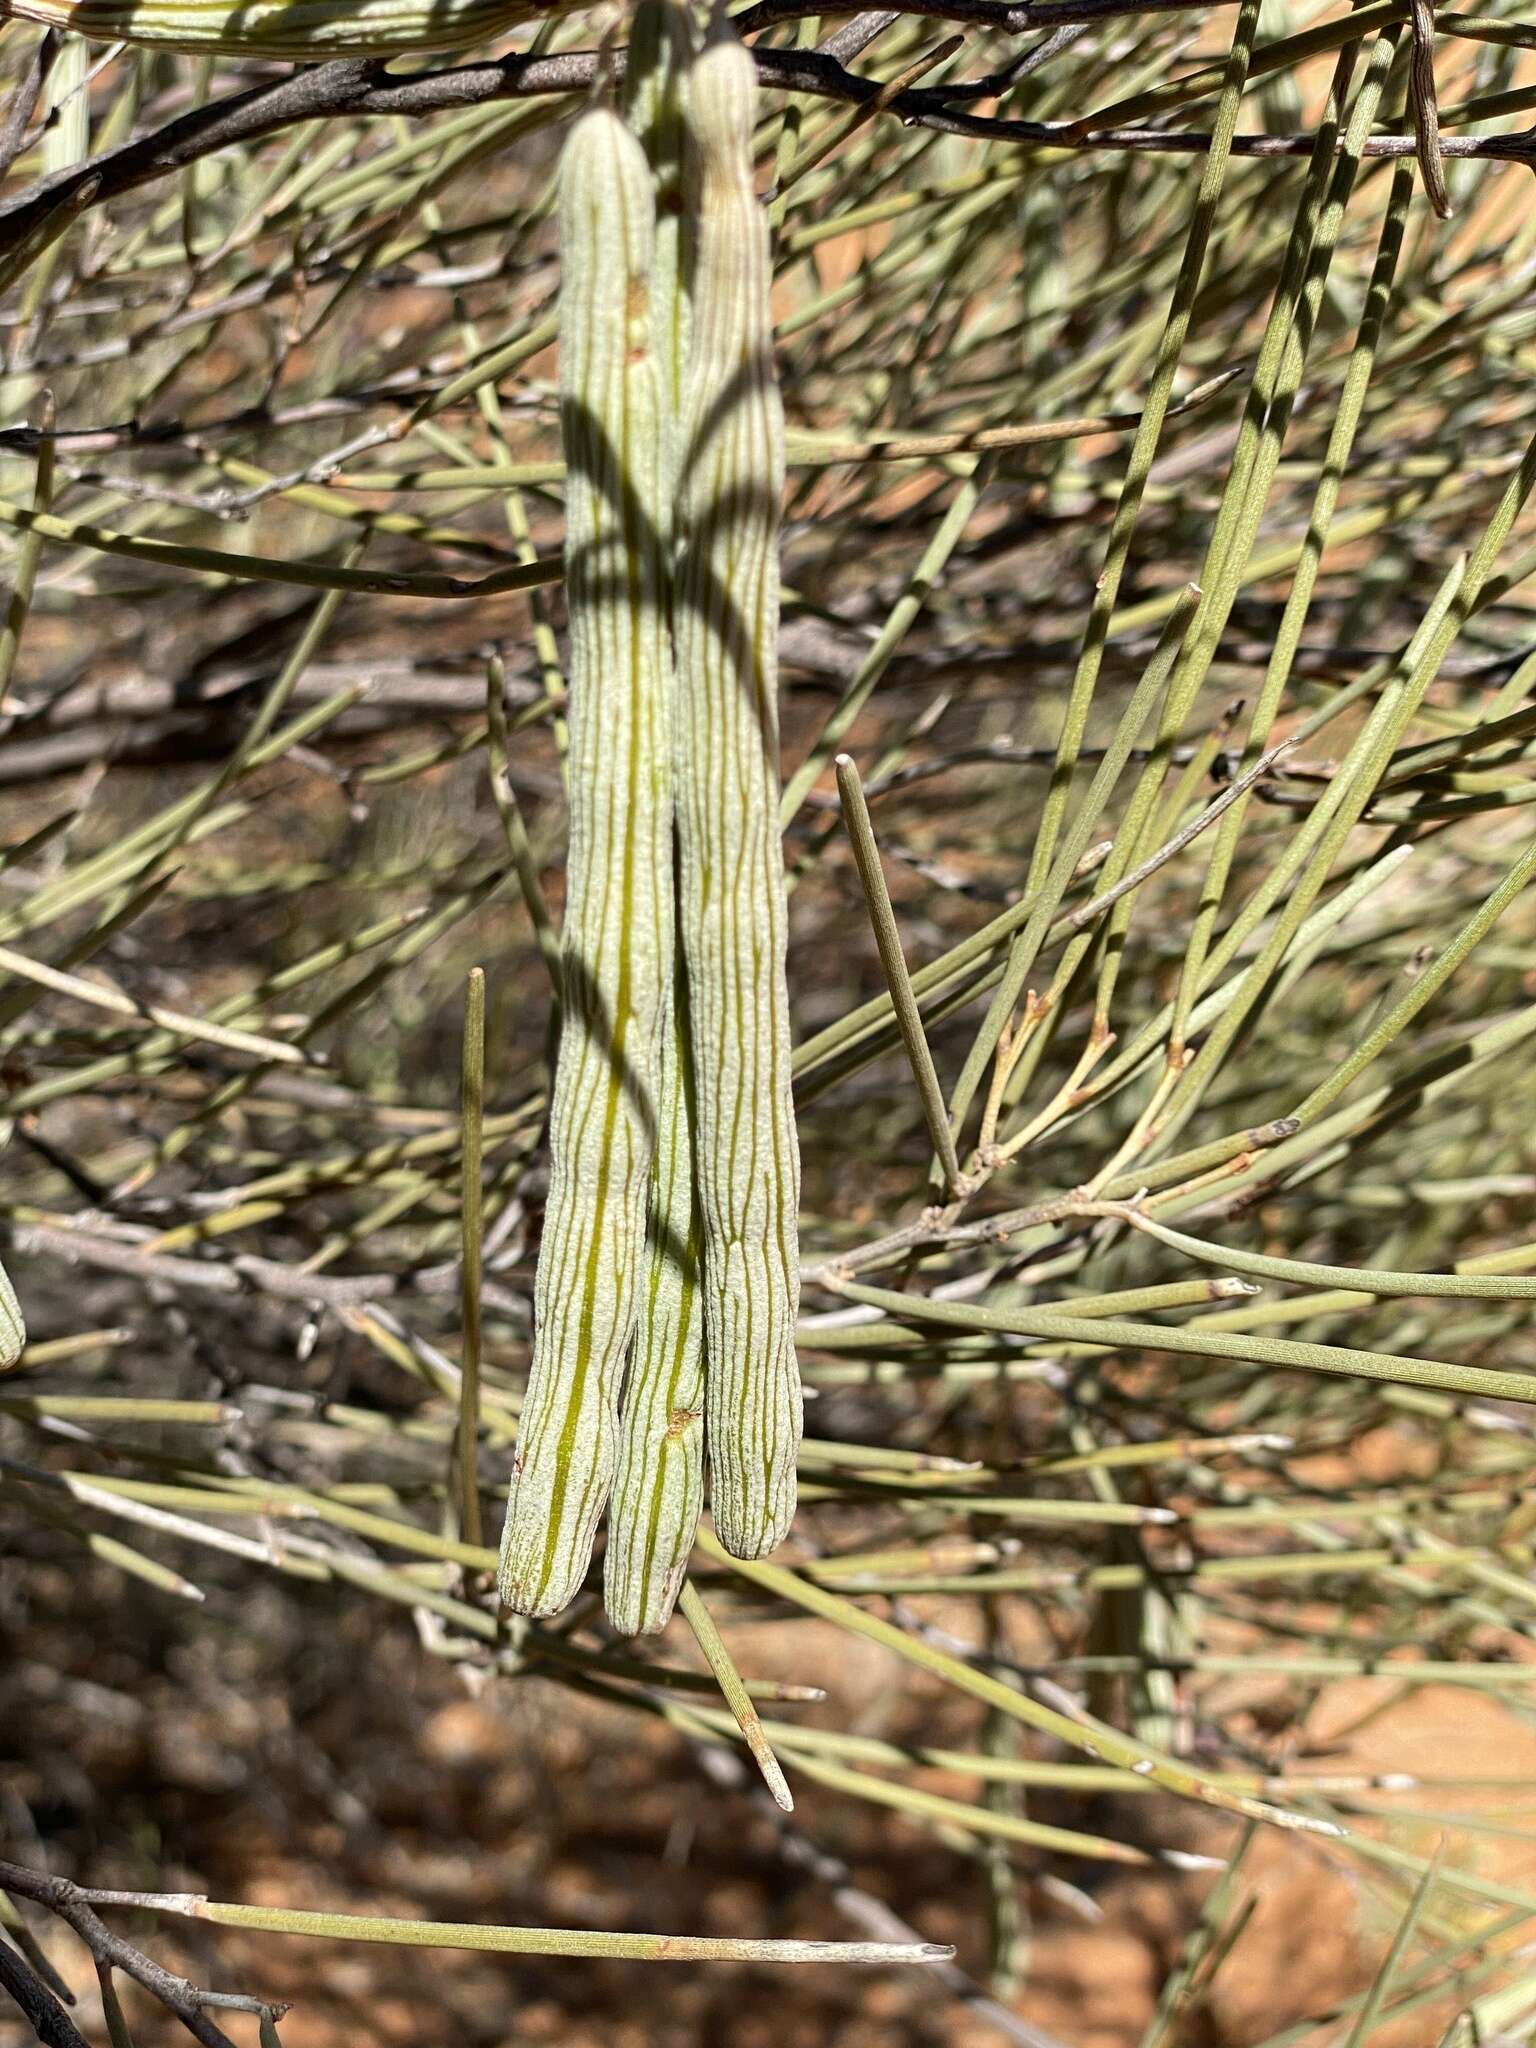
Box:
xmin=836 ymin=753 xmax=968 ymax=1196
xmin=1057 ymin=739 xmax=1299 ymax=936
xmin=0 ymin=30 xmax=1532 ymax=268
xmin=456 ymin=967 xmax=485 ymax=1551
xmin=679 ymin=1579 xmax=796 ymax=1813
xmin=0 ymin=1862 xmax=286 ymax=2048
xmin=0 ymin=941 xmax=315 ymax=1067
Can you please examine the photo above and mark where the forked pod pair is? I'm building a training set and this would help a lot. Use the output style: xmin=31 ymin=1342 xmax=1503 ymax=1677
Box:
xmin=496 ymin=10 xmax=803 ymax=1633
xmin=2 ymin=0 xmax=801 ymax=1630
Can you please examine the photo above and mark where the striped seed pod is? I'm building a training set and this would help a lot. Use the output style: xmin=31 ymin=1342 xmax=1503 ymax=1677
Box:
xmin=4 ymin=0 xmax=558 ymax=56
xmin=0 ymin=1259 xmax=24 ymax=1370
xmin=604 ymin=0 xmax=705 ymax=1639
xmin=673 ymin=30 xmax=802 ymax=1561
xmin=497 ymin=106 xmax=673 ymax=1619
xmin=603 ymin=952 xmax=707 ymax=1635
xmin=622 ymin=0 xmax=694 ymax=449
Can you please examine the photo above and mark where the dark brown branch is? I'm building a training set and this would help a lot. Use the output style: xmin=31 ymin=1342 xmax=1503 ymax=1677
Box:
xmin=0 ymin=1936 xmax=92 ymax=2048
xmin=0 ymin=1863 xmax=289 ymax=2048
xmin=735 ymin=0 xmax=1242 ymax=29
xmin=0 ymin=11 xmax=1530 ymax=271
xmin=0 ymin=51 xmax=563 ymax=264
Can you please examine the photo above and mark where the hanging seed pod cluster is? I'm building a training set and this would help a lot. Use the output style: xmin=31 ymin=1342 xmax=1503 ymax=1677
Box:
xmin=498 ymin=6 xmax=802 ymax=1632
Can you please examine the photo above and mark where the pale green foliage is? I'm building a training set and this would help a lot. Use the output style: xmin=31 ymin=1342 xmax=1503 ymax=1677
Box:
xmin=4 ymin=0 xmax=1536 ymax=2020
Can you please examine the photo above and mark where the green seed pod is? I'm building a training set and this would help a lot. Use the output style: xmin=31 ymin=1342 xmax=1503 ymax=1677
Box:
xmin=622 ymin=0 xmax=694 ymax=470
xmin=0 ymin=1259 xmax=25 ymax=1371
xmin=604 ymin=0 xmax=705 ymax=1639
xmin=603 ymin=956 xmax=706 ymax=1635
xmin=673 ymin=30 xmax=802 ymax=1560
xmin=497 ymin=106 xmax=673 ymax=1620
xmin=5 ymin=0 xmax=557 ymax=56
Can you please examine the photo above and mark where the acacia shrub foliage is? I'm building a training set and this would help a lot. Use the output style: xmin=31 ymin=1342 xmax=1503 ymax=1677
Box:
xmin=3 ymin=4 xmax=1536 ymax=2043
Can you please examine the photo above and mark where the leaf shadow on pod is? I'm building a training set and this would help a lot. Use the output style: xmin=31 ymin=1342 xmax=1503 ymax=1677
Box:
xmin=677 ymin=353 xmax=785 ymax=511
xmin=548 ymin=396 xmax=778 ymax=1299
xmin=509 ymin=234 xmax=798 ymax=1606
xmin=564 ymin=392 xmax=782 ymax=719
